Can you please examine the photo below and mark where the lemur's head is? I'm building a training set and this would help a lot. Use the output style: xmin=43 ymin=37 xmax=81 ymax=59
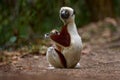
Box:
xmin=60 ymin=7 xmax=75 ymax=24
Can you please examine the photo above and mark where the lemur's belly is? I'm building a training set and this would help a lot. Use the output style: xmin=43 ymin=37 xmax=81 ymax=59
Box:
xmin=63 ymin=35 xmax=82 ymax=68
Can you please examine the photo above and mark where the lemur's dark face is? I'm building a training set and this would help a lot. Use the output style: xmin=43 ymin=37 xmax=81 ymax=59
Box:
xmin=60 ymin=7 xmax=75 ymax=20
xmin=60 ymin=9 xmax=70 ymax=19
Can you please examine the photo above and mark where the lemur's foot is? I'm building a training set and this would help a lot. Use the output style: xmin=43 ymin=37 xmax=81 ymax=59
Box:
xmin=47 ymin=64 xmax=55 ymax=69
xmin=75 ymin=63 xmax=80 ymax=69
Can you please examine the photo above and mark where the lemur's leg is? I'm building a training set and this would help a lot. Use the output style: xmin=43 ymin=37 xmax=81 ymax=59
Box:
xmin=46 ymin=47 xmax=65 ymax=68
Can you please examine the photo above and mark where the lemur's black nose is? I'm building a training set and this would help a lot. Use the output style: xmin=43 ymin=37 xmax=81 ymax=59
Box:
xmin=61 ymin=10 xmax=70 ymax=19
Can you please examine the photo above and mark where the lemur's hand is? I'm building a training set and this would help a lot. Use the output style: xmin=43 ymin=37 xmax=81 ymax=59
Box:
xmin=44 ymin=29 xmax=60 ymax=39
xmin=50 ymin=29 xmax=60 ymax=35
xmin=50 ymin=29 xmax=62 ymax=52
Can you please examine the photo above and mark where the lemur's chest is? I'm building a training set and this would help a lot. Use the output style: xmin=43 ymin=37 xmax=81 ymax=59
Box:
xmin=50 ymin=24 xmax=82 ymax=50
xmin=50 ymin=24 xmax=70 ymax=47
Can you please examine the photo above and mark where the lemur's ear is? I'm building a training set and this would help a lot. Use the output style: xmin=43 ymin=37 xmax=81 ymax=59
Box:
xmin=73 ymin=10 xmax=75 ymax=14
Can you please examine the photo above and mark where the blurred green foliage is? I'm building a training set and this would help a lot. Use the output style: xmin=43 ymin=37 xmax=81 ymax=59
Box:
xmin=0 ymin=0 xmax=120 ymax=48
xmin=114 ymin=0 xmax=120 ymax=16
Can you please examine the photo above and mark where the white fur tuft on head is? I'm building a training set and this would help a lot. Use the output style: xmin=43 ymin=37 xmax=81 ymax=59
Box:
xmin=60 ymin=7 xmax=75 ymax=24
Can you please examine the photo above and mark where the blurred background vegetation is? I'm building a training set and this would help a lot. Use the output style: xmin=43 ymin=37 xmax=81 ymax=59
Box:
xmin=0 ymin=0 xmax=120 ymax=49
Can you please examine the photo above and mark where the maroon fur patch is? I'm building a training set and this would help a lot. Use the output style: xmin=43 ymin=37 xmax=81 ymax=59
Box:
xmin=55 ymin=49 xmax=67 ymax=68
xmin=50 ymin=25 xmax=70 ymax=47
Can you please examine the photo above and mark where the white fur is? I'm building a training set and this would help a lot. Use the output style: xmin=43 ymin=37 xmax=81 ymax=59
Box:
xmin=63 ymin=22 xmax=82 ymax=68
xmin=46 ymin=7 xmax=82 ymax=68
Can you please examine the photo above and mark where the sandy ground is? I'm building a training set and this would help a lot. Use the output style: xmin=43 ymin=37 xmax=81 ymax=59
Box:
xmin=0 ymin=21 xmax=120 ymax=80
xmin=0 ymin=42 xmax=120 ymax=80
